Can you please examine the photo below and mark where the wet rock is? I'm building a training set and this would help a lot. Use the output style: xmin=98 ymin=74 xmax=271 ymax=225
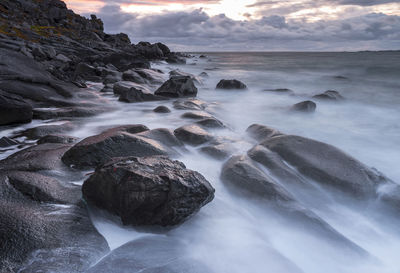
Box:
xmin=261 ymin=134 xmax=388 ymax=198
xmin=61 ymin=125 xmax=178 ymax=169
xmin=20 ymin=122 xmax=76 ymax=139
xmin=216 ymin=79 xmax=247 ymax=90
xmin=137 ymin=128 xmax=183 ymax=147
xmin=199 ymin=72 xmax=209 ymax=78
xmin=155 ymin=76 xmax=197 ymax=98
xmin=169 ymin=70 xmax=202 ymax=84
xmin=155 ymin=42 xmax=171 ymax=55
xmin=153 ymin=105 xmax=171 ymax=113
xmin=221 ymin=155 xmax=293 ymax=201
xmin=83 ymin=156 xmax=215 ymax=226
xmin=133 ymin=68 xmax=164 ymax=84
xmin=86 ymin=236 xmax=214 ymax=273
xmin=200 ymin=143 xmax=236 ymax=160
xmin=291 ymin=100 xmax=316 ymax=113
xmin=166 ymin=54 xmax=186 ymax=64
xmin=181 ymin=111 xmax=212 ymax=120
xmin=173 ymin=99 xmax=207 ymax=110
xmin=74 ymin=62 xmax=97 ymax=80
xmin=174 ymin=124 xmax=213 ymax=146
xmin=0 ymin=90 xmax=32 ymax=125
xmin=0 ymin=143 xmax=72 ymax=172
xmin=312 ymin=90 xmax=344 ymax=101
xmin=37 ymin=134 xmax=78 ymax=145
xmin=122 ymin=70 xmax=146 ymax=84
xmin=264 ymin=88 xmax=293 ymax=94
xmin=0 ymin=137 xmax=19 ymax=148
xmin=199 ymin=55 xmax=207 ymax=58
xmin=32 ymin=106 xmax=112 ymax=119
xmin=119 ymin=86 xmax=165 ymax=103
xmin=196 ymin=118 xmax=225 ymax=129
xmin=113 ymin=81 xmax=146 ymax=95
xmin=246 ymin=124 xmax=282 ymax=142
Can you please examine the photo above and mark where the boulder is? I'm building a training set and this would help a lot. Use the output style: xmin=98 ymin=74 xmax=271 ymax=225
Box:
xmin=133 ymin=68 xmax=164 ymax=84
xmin=216 ymin=79 xmax=247 ymax=90
xmin=86 ymin=236 xmax=213 ymax=273
xmin=166 ymin=54 xmax=186 ymax=64
xmin=83 ymin=156 xmax=215 ymax=226
xmin=119 ymin=87 xmax=165 ymax=103
xmin=200 ymin=143 xmax=236 ymax=160
xmin=20 ymin=122 xmax=76 ymax=139
xmin=169 ymin=70 xmax=202 ymax=84
xmin=155 ymin=76 xmax=197 ymax=98
xmin=153 ymin=105 xmax=171 ymax=113
xmin=137 ymin=128 xmax=183 ymax=147
xmin=173 ymin=99 xmax=206 ymax=110
xmin=122 ymin=70 xmax=146 ymax=84
xmin=261 ymin=134 xmax=387 ymax=198
xmin=291 ymin=100 xmax=316 ymax=113
xmin=155 ymin=42 xmax=171 ymax=55
xmin=74 ymin=62 xmax=97 ymax=80
xmin=174 ymin=124 xmax=213 ymax=146
xmin=313 ymin=90 xmax=344 ymax=101
xmin=61 ymin=125 xmax=180 ymax=169
xmin=246 ymin=124 xmax=282 ymax=142
xmin=264 ymin=88 xmax=294 ymax=94
xmin=181 ymin=111 xmax=212 ymax=120
xmin=196 ymin=118 xmax=225 ymax=129
xmin=113 ymin=81 xmax=147 ymax=95
xmin=0 ymin=90 xmax=32 ymax=125
xmin=0 ymin=137 xmax=19 ymax=148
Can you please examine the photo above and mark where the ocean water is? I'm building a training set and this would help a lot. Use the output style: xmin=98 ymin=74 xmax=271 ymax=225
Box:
xmin=2 ymin=52 xmax=400 ymax=272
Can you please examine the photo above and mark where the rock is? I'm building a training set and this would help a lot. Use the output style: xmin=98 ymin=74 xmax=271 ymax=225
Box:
xmin=153 ymin=105 xmax=171 ymax=113
xmin=0 ymin=143 xmax=72 ymax=172
xmin=32 ymin=106 xmax=112 ymax=119
xmin=74 ymin=62 xmax=97 ymax=80
xmin=166 ymin=54 xmax=186 ymax=64
xmin=200 ymin=143 xmax=236 ymax=160
xmin=137 ymin=128 xmax=183 ymax=148
xmin=216 ymin=79 xmax=247 ymax=90
xmin=291 ymin=100 xmax=316 ymax=113
xmin=199 ymin=72 xmax=209 ymax=78
xmin=86 ymin=236 xmax=214 ymax=273
xmin=196 ymin=118 xmax=225 ymax=129
xmin=113 ymin=81 xmax=148 ymax=95
xmin=173 ymin=99 xmax=206 ymax=110
xmin=20 ymin=122 xmax=76 ymax=139
xmin=0 ymin=137 xmax=19 ymax=148
xmin=221 ymin=155 xmax=293 ymax=201
xmin=155 ymin=76 xmax=198 ymax=98
xmin=101 ymin=53 xmax=150 ymax=71
xmin=169 ymin=70 xmax=202 ymax=84
xmin=155 ymin=42 xmax=171 ymax=55
xmin=133 ymin=68 xmax=164 ymax=84
xmin=83 ymin=156 xmax=215 ymax=226
xmin=119 ymin=87 xmax=165 ymax=103
xmin=199 ymin=55 xmax=207 ymax=58
xmin=54 ymin=54 xmax=71 ymax=63
xmin=0 ymin=90 xmax=32 ymax=125
xmin=174 ymin=124 xmax=213 ymax=146
xmin=312 ymin=90 xmax=344 ymax=101
xmin=246 ymin=124 xmax=282 ymax=142
xmin=61 ymin=125 xmax=180 ymax=169
xmin=37 ymin=134 xmax=78 ymax=145
xmin=261 ymin=134 xmax=388 ymax=198
xmin=122 ymin=70 xmax=146 ymax=84
xmin=181 ymin=111 xmax=212 ymax=120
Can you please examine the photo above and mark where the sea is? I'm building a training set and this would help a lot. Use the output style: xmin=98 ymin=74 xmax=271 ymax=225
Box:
xmin=2 ymin=51 xmax=400 ymax=273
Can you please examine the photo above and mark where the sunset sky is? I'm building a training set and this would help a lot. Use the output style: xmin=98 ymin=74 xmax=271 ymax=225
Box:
xmin=64 ymin=0 xmax=400 ymax=51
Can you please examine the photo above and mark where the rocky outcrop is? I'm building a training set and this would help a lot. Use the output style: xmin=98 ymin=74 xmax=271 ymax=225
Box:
xmin=216 ymin=79 xmax=247 ymax=90
xmin=83 ymin=156 xmax=215 ymax=226
xmin=0 ymin=90 xmax=32 ymax=125
xmin=155 ymin=76 xmax=198 ymax=98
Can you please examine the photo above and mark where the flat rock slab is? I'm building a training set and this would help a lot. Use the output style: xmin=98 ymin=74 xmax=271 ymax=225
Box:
xmin=83 ymin=156 xmax=215 ymax=226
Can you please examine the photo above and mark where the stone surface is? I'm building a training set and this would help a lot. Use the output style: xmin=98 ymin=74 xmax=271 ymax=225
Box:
xmin=174 ymin=124 xmax=213 ymax=146
xmin=0 ymin=90 xmax=32 ymax=125
xmin=216 ymin=79 xmax=247 ymax=90
xmin=313 ymin=90 xmax=344 ymax=101
xmin=155 ymin=76 xmax=198 ymax=98
xmin=153 ymin=105 xmax=171 ymax=113
xmin=291 ymin=100 xmax=316 ymax=113
xmin=83 ymin=156 xmax=215 ymax=226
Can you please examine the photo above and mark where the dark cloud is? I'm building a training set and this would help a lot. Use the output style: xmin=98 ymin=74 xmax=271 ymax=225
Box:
xmin=93 ymin=5 xmax=400 ymax=51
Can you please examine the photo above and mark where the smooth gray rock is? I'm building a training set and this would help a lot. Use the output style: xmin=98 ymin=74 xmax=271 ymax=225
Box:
xmin=153 ymin=105 xmax=171 ymax=113
xmin=155 ymin=76 xmax=197 ymax=98
xmin=83 ymin=156 xmax=215 ymax=226
xmin=246 ymin=124 xmax=282 ymax=142
xmin=291 ymin=101 xmax=316 ymax=113
xmin=313 ymin=90 xmax=344 ymax=101
xmin=216 ymin=79 xmax=247 ymax=90
xmin=174 ymin=124 xmax=213 ymax=146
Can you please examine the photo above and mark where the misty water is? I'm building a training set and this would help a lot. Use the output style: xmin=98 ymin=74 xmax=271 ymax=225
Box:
xmin=3 ymin=52 xmax=400 ymax=272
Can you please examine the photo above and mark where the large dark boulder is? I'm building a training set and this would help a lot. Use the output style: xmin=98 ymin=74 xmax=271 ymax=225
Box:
xmin=290 ymin=100 xmax=316 ymax=113
xmin=155 ymin=76 xmax=197 ymax=98
xmin=261 ymin=134 xmax=388 ymax=198
xmin=216 ymin=79 xmax=247 ymax=90
xmin=153 ymin=105 xmax=171 ymax=113
xmin=246 ymin=124 xmax=282 ymax=142
xmin=0 ymin=90 xmax=32 ymax=125
xmin=174 ymin=124 xmax=213 ymax=146
xmin=87 ymin=236 xmax=213 ymax=273
xmin=119 ymin=87 xmax=166 ymax=103
xmin=62 ymin=125 xmax=181 ymax=169
xmin=83 ymin=156 xmax=215 ymax=226
xmin=19 ymin=122 xmax=76 ymax=139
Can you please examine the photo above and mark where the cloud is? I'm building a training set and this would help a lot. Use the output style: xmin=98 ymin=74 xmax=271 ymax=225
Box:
xmin=92 ymin=4 xmax=400 ymax=51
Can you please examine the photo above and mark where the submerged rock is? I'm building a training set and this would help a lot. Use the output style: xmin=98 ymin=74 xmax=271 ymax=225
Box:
xmin=196 ymin=118 xmax=225 ymax=129
xmin=37 ymin=134 xmax=78 ymax=145
xmin=216 ymin=79 xmax=247 ymax=90
xmin=83 ymin=156 xmax=215 ymax=226
xmin=200 ymin=143 xmax=236 ymax=160
xmin=118 ymin=86 xmax=165 ymax=103
xmin=173 ymin=99 xmax=207 ymax=110
xmin=291 ymin=100 xmax=316 ymax=113
xmin=174 ymin=124 xmax=213 ymax=146
xmin=264 ymin=88 xmax=294 ymax=94
xmin=0 ymin=90 xmax=32 ymax=125
xmin=155 ymin=76 xmax=198 ymax=98
xmin=246 ymin=124 xmax=282 ymax=142
xmin=312 ymin=90 xmax=344 ymax=101
xmin=20 ymin=122 xmax=76 ymax=139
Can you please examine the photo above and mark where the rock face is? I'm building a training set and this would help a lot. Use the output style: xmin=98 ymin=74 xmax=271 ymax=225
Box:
xmin=216 ymin=79 xmax=247 ymax=90
xmin=312 ymin=90 xmax=344 ymax=101
xmin=155 ymin=76 xmax=198 ymax=98
xmin=174 ymin=124 xmax=213 ymax=146
xmin=83 ymin=156 xmax=215 ymax=226
xmin=291 ymin=100 xmax=316 ymax=112
xmin=62 ymin=125 xmax=182 ymax=169
xmin=0 ymin=90 xmax=32 ymax=125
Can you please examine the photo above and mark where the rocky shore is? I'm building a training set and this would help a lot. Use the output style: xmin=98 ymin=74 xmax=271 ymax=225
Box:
xmin=1 ymin=0 xmax=399 ymax=272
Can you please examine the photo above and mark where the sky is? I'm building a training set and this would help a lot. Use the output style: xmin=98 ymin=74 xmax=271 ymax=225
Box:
xmin=64 ymin=0 xmax=400 ymax=51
